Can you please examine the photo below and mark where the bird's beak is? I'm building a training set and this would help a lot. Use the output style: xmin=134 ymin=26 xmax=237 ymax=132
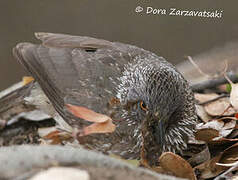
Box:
xmin=155 ymin=119 xmax=166 ymax=147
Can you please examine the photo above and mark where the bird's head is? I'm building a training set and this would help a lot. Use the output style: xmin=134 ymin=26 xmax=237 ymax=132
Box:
xmin=117 ymin=56 xmax=184 ymax=148
xmin=116 ymin=55 xmax=196 ymax=166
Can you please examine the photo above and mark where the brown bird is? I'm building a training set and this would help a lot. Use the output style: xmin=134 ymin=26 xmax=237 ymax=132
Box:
xmin=13 ymin=33 xmax=197 ymax=166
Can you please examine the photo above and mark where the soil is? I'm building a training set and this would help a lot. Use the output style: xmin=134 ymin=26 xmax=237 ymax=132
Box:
xmin=0 ymin=118 xmax=55 ymax=146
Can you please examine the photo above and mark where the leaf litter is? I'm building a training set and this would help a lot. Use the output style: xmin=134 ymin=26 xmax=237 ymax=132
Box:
xmin=36 ymin=77 xmax=238 ymax=179
xmin=2 ymin=66 xmax=238 ymax=179
xmin=185 ymin=60 xmax=238 ymax=179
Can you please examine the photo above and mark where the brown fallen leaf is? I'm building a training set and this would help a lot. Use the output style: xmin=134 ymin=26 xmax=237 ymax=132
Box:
xmin=196 ymin=119 xmax=236 ymax=142
xmin=81 ymin=120 xmax=115 ymax=136
xmin=194 ymin=155 xmax=226 ymax=179
xmin=235 ymin=113 xmax=238 ymax=120
xmin=195 ymin=130 xmax=238 ymax=145
xmin=159 ymin=152 xmax=196 ymax=180
xmin=195 ymin=128 xmax=219 ymax=142
xmin=187 ymin=146 xmax=211 ymax=167
xmin=38 ymin=126 xmax=58 ymax=138
xmin=42 ymin=129 xmax=72 ymax=144
xmin=204 ymin=97 xmax=236 ymax=116
xmin=214 ymin=162 xmax=238 ymax=180
xmin=22 ymin=76 xmax=34 ymax=85
xmin=228 ymin=129 xmax=238 ymax=139
xmin=44 ymin=130 xmax=61 ymax=139
xmin=197 ymin=120 xmax=224 ymax=131
xmin=66 ymin=104 xmax=116 ymax=136
xmin=194 ymin=93 xmax=219 ymax=104
xmin=210 ymin=137 xmax=238 ymax=145
xmin=219 ymin=117 xmax=238 ymax=121
xmin=67 ymin=104 xmax=111 ymax=123
xmin=188 ymin=135 xmax=206 ymax=145
xmin=217 ymin=142 xmax=238 ymax=166
xmin=196 ymin=105 xmax=212 ymax=123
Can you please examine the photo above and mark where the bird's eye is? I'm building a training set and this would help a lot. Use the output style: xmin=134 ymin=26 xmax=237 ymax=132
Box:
xmin=140 ymin=101 xmax=147 ymax=111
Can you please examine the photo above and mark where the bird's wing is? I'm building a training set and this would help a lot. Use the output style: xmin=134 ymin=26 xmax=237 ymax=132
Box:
xmin=13 ymin=32 xmax=152 ymax=125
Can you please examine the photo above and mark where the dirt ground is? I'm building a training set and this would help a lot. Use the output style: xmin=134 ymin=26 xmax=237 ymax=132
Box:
xmin=0 ymin=118 xmax=55 ymax=146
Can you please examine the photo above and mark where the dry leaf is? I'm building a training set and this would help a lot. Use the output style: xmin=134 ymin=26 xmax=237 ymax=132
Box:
xmin=217 ymin=142 xmax=238 ymax=166
xmin=40 ymin=127 xmax=72 ymax=144
xmin=82 ymin=120 xmax=115 ymax=135
xmin=43 ymin=130 xmax=72 ymax=144
xmin=43 ymin=130 xmax=64 ymax=144
xmin=235 ymin=113 xmax=238 ymax=119
xmin=194 ymin=155 xmax=226 ymax=179
xmin=195 ymin=93 xmax=219 ymax=104
xmin=38 ymin=126 xmax=58 ymax=138
xmin=197 ymin=120 xmax=224 ymax=130
xmin=188 ymin=146 xmax=210 ymax=166
xmin=43 ymin=130 xmax=61 ymax=139
xmin=210 ymin=137 xmax=238 ymax=145
xmin=196 ymin=105 xmax=212 ymax=122
xmin=67 ymin=104 xmax=116 ymax=135
xmin=204 ymin=97 xmax=236 ymax=116
xmin=195 ymin=128 xmax=219 ymax=142
xmin=214 ymin=162 xmax=238 ymax=180
xmin=188 ymin=136 xmax=206 ymax=145
xmin=67 ymin=104 xmax=111 ymax=123
xmin=217 ymin=119 xmax=236 ymax=138
xmin=196 ymin=119 xmax=236 ymax=142
xmin=22 ymin=76 xmax=34 ymax=85
xmin=159 ymin=152 xmax=196 ymax=180
xmin=229 ymin=129 xmax=238 ymax=139
xmin=219 ymin=117 xmax=238 ymax=121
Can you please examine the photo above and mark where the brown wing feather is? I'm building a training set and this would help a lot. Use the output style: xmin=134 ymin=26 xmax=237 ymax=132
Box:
xmin=13 ymin=33 xmax=152 ymax=126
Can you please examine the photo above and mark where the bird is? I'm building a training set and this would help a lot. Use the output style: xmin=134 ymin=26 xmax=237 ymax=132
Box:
xmin=13 ymin=32 xmax=197 ymax=166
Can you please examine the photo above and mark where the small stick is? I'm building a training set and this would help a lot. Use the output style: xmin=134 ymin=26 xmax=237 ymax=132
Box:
xmin=222 ymin=60 xmax=234 ymax=85
xmin=198 ymin=94 xmax=229 ymax=105
xmin=187 ymin=56 xmax=211 ymax=79
xmin=191 ymin=72 xmax=238 ymax=92
xmin=188 ymin=56 xmax=229 ymax=80
xmin=214 ymin=161 xmax=238 ymax=180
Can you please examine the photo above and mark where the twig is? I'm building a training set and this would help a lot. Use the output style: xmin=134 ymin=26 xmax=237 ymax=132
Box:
xmin=198 ymin=94 xmax=229 ymax=105
xmin=191 ymin=72 xmax=238 ymax=92
xmin=224 ymin=73 xmax=234 ymax=85
xmin=187 ymin=56 xmax=211 ymax=79
xmin=222 ymin=60 xmax=234 ymax=85
xmin=187 ymin=56 xmax=229 ymax=79
xmin=214 ymin=161 xmax=238 ymax=180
